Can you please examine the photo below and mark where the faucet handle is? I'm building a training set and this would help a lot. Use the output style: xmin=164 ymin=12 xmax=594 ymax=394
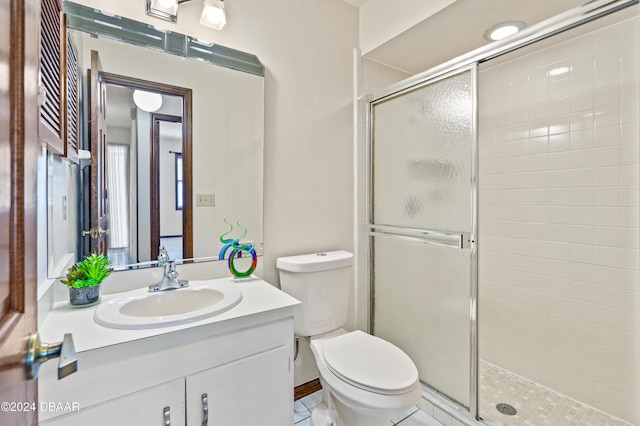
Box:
xmin=165 ymin=260 xmax=178 ymax=280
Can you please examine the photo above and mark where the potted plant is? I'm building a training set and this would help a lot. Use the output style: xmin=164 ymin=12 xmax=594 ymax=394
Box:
xmin=61 ymin=253 xmax=112 ymax=307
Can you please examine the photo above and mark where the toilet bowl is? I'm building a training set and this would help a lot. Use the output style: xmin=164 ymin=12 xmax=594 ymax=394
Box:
xmin=276 ymin=251 xmax=421 ymax=426
xmin=309 ymin=329 xmax=421 ymax=426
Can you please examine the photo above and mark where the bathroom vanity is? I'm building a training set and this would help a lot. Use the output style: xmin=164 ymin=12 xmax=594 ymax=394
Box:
xmin=37 ymin=278 xmax=299 ymax=426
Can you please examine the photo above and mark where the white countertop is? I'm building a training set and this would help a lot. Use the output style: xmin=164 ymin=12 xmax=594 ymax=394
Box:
xmin=39 ymin=277 xmax=300 ymax=353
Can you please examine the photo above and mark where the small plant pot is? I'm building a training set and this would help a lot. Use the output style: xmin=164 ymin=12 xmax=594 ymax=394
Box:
xmin=68 ymin=285 xmax=101 ymax=307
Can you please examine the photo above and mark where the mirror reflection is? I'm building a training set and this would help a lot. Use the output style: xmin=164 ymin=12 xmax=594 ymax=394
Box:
xmin=48 ymin=26 xmax=264 ymax=273
xmin=101 ymin=84 xmax=186 ymax=266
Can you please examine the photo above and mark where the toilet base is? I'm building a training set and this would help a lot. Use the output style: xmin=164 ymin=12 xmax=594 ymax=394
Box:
xmin=310 ymin=391 xmax=391 ymax=426
xmin=310 ymin=402 xmax=331 ymax=426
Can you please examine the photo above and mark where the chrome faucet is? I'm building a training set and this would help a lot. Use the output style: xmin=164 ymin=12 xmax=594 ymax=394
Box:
xmin=157 ymin=246 xmax=170 ymax=266
xmin=148 ymin=260 xmax=189 ymax=292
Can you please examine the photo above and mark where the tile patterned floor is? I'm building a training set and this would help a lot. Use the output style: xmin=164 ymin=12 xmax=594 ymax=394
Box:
xmin=479 ymin=361 xmax=632 ymax=426
xmin=294 ymin=390 xmax=437 ymax=425
xmin=294 ymin=360 xmax=632 ymax=426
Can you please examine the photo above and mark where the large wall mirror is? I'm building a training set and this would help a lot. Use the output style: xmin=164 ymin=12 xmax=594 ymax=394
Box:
xmin=47 ymin=5 xmax=264 ymax=273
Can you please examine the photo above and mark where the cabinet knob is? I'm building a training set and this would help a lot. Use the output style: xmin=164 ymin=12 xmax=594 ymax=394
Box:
xmin=202 ymin=393 xmax=209 ymax=426
xmin=24 ymin=332 xmax=78 ymax=380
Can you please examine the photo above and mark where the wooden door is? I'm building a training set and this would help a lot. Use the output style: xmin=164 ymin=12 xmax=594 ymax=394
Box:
xmin=0 ymin=0 xmax=41 ymax=424
xmin=87 ymin=50 xmax=109 ymax=254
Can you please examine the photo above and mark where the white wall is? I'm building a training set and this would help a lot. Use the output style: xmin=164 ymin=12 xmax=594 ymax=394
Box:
xmin=107 ymin=127 xmax=131 ymax=145
xmin=129 ymin=121 xmax=137 ymax=258
xmin=45 ymin=155 xmax=79 ymax=279
xmin=479 ymin=16 xmax=640 ymax=424
xmin=136 ymin=109 xmax=152 ymax=261
xmin=359 ymin=0 xmax=456 ymax=55
xmin=69 ymin=0 xmax=358 ymax=386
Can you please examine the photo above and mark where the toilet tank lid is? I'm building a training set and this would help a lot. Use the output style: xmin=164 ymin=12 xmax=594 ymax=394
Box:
xmin=276 ymin=250 xmax=353 ymax=273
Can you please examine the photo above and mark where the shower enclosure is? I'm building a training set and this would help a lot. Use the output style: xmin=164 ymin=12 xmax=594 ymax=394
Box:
xmin=369 ymin=66 xmax=478 ymax=412
xmin=367 ymin=1 xmax=639 ymax=424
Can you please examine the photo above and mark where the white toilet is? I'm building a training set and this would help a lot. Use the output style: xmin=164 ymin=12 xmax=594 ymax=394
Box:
xmin=277 ymin=250 xmax=421 ymax=426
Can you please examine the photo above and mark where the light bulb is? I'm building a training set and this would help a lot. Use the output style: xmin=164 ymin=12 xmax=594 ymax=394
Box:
xmin=157 ymin=0 xmax=176 ymax=8
xmin=200 ymin=0 xmax=226 ymax=30
xmin=483 ymin=21 xmax=526 ymax=42
xmin=205 ymin=5 xmax=224 ymax=24
xmin=489 ymin=25 xmax=519 ymax=40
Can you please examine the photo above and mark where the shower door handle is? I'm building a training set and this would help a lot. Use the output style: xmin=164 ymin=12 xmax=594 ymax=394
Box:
xmin=369 ymin=225 xmax=474 ymax=249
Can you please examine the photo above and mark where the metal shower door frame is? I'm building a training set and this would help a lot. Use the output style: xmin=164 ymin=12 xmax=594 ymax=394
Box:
xmin=367 ymin=62 xmax=479 ymax=417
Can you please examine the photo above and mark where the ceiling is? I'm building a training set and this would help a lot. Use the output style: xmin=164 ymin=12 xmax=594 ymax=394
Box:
xmin=356 ymin=0 xmax=596 ymax=74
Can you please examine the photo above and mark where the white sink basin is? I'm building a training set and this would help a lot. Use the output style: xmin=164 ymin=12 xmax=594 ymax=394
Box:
xmin=94 ymin=281 xmax=243 ymax=329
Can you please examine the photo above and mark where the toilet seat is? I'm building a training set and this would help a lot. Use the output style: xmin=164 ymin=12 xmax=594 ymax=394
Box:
xmin=323 ymin=330 xmax=419 ymax=395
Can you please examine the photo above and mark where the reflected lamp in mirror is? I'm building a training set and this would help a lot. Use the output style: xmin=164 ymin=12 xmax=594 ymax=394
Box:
xmin=133 ymin=90 xmax=163 ymax=112
xmin=200 ymin=0 xmax=227 ymax=30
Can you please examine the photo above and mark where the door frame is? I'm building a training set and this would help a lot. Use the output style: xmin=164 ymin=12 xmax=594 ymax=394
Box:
xmin=98 ymin=72 xmax=193 ymax=261
xmin=88 ymin=50 xmax=110 ymax=255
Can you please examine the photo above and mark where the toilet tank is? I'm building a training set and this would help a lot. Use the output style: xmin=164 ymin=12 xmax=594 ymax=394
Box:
xmin=277 ymin=251 xmax=353 ymax=337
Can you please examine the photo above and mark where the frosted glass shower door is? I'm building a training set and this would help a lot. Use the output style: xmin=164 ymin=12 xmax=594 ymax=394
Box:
xmin=370 ymin=66 xmax=476 ymax=409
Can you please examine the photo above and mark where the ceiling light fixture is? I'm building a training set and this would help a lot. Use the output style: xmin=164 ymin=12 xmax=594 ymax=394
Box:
xmin=146 ymin=0 xmax=227 ymax=30
xmin=483 ymin=20 xmax=526 ymax=42
xmin=133 ymin=90 xmax=163 ymax=112
xmin=157 ymin=0 xmax=177 ymax=7
xmin=147 ymin=0 xmax=180 ymax=22
xmin=200 ymin=0 xmax=227 ymax=30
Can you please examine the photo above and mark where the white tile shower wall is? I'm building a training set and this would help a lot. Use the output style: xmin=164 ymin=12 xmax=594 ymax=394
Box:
xmin=356 ymin=58 xmax=412 ymax=331
xmin=478 ymin=16 xmax=640 ymax=424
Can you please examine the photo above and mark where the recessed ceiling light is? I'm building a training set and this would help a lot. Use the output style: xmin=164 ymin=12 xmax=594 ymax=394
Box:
xmin=483 ymin=21 xmax=526 ymax=41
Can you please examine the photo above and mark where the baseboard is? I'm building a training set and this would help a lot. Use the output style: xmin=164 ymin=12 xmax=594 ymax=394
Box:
xmin=294 ymin=378 xmax=322 ymax=401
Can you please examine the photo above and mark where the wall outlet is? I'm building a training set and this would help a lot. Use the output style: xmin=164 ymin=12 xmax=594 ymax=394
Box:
xmin=196 ymin=193 xmax=215 ymax=207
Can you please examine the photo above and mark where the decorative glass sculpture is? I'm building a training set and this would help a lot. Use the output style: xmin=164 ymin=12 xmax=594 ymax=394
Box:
xmin=218 ymin=218 xmax=257 ymax=278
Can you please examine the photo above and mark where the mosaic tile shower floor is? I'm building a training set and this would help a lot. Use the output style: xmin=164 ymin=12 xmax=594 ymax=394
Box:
xmin=479 ymin=361 xmax=632 ymax=426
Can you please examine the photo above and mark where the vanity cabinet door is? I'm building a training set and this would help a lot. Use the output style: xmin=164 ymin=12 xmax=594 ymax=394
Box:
xmin=40 ymin=378 xmax=185 ymax=426
xmin=186 ymin=346 xmax=293 ymax=426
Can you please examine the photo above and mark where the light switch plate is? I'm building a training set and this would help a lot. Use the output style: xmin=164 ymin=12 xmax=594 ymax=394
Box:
xmin=196 ymin=193 xmax=215 ymax=207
